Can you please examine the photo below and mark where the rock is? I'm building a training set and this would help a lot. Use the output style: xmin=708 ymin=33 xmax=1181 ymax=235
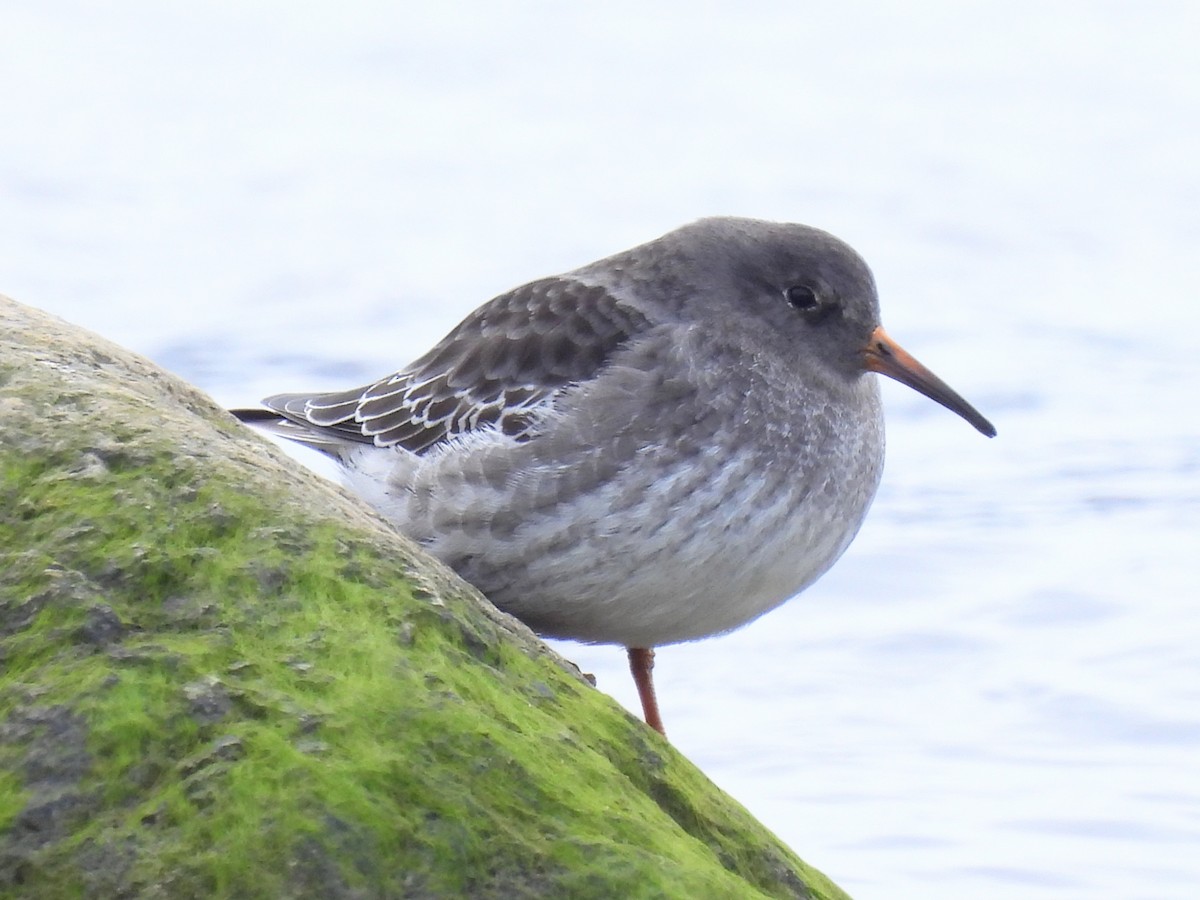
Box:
xmin=0 ymin=296 xmax=849 ymax=899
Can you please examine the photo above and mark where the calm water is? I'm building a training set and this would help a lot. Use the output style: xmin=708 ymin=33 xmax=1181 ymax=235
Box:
xmin=3 ymin=3 xmax=1198 ymax=898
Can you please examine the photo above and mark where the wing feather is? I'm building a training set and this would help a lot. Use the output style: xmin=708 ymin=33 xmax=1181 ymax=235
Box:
xmin=237 ymin=276 xmax=650 ymax=456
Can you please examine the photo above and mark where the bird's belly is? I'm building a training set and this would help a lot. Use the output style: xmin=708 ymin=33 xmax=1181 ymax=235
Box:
xmin=507 ymin=450 xmax=880 ymax=646
xmin=377 ymin=436 xmax=883 ymax=648
xmin=346 ymin=381 xmax=885 ymax=648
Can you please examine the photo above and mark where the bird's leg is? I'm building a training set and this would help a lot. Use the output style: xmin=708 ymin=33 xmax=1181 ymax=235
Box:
xmin=627 ymin=647 xmax=665 ymax=735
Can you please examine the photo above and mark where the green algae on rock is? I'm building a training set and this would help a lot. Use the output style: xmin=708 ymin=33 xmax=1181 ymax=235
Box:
xmin=0 ymin=296 xmax=851 ymax=899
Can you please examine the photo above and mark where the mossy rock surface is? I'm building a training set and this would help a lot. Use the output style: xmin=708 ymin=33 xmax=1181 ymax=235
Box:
xmin=0 ymin=296 xmax=850 ymax=899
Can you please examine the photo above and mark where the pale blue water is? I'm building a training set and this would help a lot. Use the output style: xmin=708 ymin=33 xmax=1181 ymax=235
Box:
xmin=3 ymin=3 xmax=1198 ymax=898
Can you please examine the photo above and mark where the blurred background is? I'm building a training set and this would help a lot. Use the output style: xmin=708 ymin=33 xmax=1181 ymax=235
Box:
xmin=3 ymin=3 xmax=1197 ymax=898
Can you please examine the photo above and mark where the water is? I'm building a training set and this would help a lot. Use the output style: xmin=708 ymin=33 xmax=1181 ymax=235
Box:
xmin=3 ymin=3 xmax=1198 ymax=898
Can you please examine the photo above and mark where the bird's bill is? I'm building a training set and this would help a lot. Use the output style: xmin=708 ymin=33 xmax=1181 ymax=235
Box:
xmin=863 ymin=326 xmax=997 ymax=437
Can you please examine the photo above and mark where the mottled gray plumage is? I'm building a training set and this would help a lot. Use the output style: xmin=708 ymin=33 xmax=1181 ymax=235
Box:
xmin=234 ymin=217 xmax=995 ymax=732
xmin=262 ymin=278 xmax=649 ymax=454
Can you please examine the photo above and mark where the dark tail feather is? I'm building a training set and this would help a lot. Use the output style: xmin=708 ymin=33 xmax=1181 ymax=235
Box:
xmin=228 ymin=406 xmax=355 ymax=455
xmin=229 ymin=407 xmax=284 ymax=424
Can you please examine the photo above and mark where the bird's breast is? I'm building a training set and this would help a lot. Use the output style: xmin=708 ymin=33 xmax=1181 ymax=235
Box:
xmin=487 ymin=374 xmax=883 ymax=645
xmin=347 ymin=362 xmax=886 ymax=648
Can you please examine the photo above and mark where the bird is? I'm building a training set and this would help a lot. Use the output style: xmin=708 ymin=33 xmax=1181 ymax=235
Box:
xmin=232 ymin=217 xmax=995 ymax=736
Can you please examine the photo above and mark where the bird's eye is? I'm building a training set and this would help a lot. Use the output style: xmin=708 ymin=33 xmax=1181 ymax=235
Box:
xmin=784 ymin=284 xmax=839 ymax=323
xmin=785 ymin=285 xmax=820 ymax=311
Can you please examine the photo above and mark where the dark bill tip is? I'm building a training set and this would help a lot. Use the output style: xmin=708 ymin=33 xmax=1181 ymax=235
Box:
xmin=863 ymin=326 xmax=997 ymax=438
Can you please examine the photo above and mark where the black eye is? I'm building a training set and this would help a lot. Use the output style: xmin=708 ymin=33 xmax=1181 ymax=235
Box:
xmin=785 ymin=285 xmax=820 ymax=311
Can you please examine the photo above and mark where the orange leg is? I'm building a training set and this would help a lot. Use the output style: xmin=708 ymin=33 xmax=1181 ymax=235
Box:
xmin=627 ymin=647 xmax=665 ymax=735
